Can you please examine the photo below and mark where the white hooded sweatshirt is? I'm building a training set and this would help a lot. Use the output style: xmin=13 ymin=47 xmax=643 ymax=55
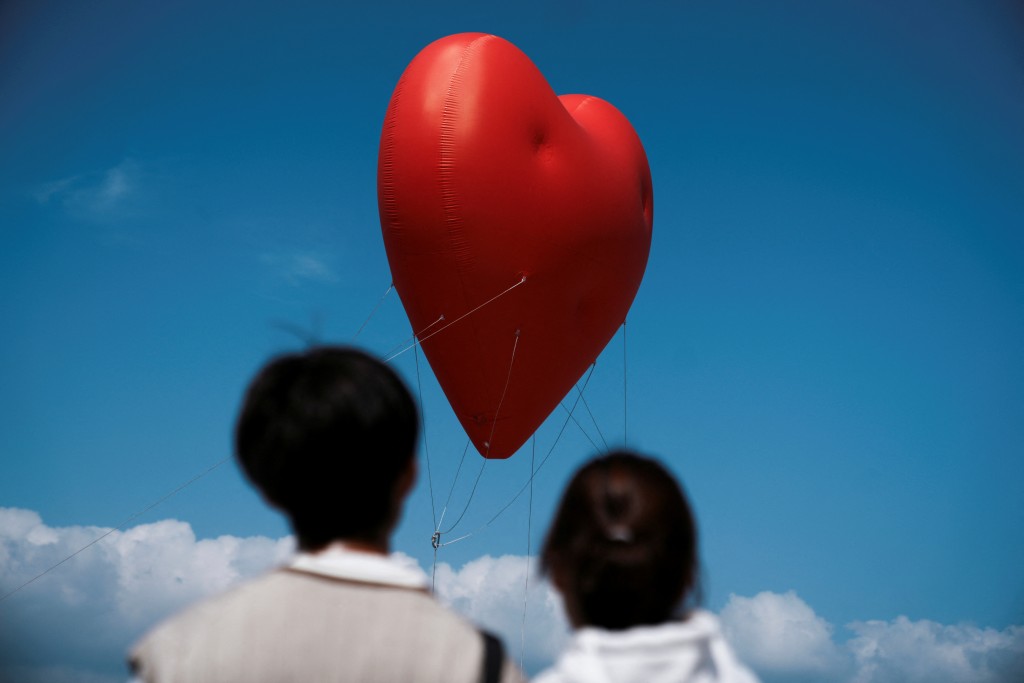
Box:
xmin=532 ymin=611 xmax=760 ymax=683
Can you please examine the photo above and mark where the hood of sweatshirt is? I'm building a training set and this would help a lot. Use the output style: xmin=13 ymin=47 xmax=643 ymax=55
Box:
xmin=533 ymin=611 xmax=759 ymax=683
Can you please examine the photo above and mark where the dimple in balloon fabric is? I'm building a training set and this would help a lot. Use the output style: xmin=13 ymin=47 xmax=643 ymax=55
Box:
xmin=378 ymin=33 xmax=653 ymax=459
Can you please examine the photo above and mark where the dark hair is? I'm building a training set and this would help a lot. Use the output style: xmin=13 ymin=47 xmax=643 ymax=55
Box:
xmin=540 ymin=450 xmax=700 ymax=630
xmin=234 ymin=346 xmax=418 ymax=550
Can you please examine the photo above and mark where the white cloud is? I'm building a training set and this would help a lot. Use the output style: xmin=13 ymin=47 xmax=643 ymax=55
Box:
xmin=34 ymin=160 xmax=139 ymax=219
xmin=721 ymin=590 xmax=850 ymax=679
xmin=847 ymin=616 xmax=1024 ymax=683
xmin=260 ymin=250 xmax=338 ymax=285
xmin=720 ymin=590 xmax=1024 ymax=683
xmin=0 ymin=508 xmax=292 ymax=683
xmin=2 ymin=508 xmax=1022 ymax=683
xmin=432 ymin=554 xmax=570 ymax=673
xmin=33 ymin=176 xmax=79 ymax=204
xmin=94 ymin=164 xmax=131 ymax=207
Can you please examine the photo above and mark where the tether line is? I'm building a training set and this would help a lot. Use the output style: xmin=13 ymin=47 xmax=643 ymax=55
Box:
xmin=384 ymin=315 xmax=444 ymax=361
xmin=623 ymin=320 xmax=628 ymax=445
xmin=438 ymin=458 xmax=487 ymax=536
xmin=435 ymin=440 xmax=472 ymax=534
xmin=487 ymin=363 xmax=597 ymax=523
xmin=352 ymin=282 xmax=394 ymax=341
xmin=384 ymin=275 xmax=526 ymax=362
xmin=566 ymin=382 xmax=607 ymax=451
xmin=519 ymin=435 xmax=536 ymax=671
xmin=414 ymin=343 xmax=438 ymax=530
xmin=0 ymin=456 xmax=231 ymax=605
xmin=431 ymin=442 xmax=481 ymax=590
xmin=431 ymin=542 xmax=439 ymax=593
xmin=434 ymin=364 xmax=597 ymax=548
xmin=437 ymin=329 xmax=520 ymax=536
xmin=482 ymin=331 xmax=520 ymax=457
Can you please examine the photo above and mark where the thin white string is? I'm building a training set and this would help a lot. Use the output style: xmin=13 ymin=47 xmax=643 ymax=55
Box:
xmin=384 ymin=315 xmax=445 ymax=361
xmin=435 ymin=440 xmax=472 ymax=534
xmin=0 ymin=457 xmax=231 ymax=605
xmin=437 ymin=330 xmax=520 ymax=536
xmin=384 ymin=275 xmax=526 ymax=362
xmin=438 ymin=459 xmax=487 ymax=536
xmin=482 ymin=331 xmax=520 ymax=456
xmin=559 ymin=399 xmax=602 ymax=452
xmin=519 ymin=435 xmax=536 ymax=671
xmin=435 ymin=364 xmax=597 ymax=548
xmin=574 ymin=381 xmax=608 ymax=451
xmin=352 ymin=282 xmax=394 ymax=340
xmin=623 ymin=320 xmax=628 ymax=446
xmin=414 ymin=344 xmax=438 ymax=530
xmin=431 ymin=542 xmax=438 ymax=593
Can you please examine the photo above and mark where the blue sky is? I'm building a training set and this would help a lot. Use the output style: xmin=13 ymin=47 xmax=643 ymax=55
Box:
xmin=2 ymin=1 xmax=1023 ymax=681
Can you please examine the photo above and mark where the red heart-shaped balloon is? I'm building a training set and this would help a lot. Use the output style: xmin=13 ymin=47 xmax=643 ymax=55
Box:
xmin=378 ymin=33 xmax=652 ymax=458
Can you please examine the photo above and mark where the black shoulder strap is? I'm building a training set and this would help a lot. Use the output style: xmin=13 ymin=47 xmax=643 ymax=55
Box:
xmin=479 ymin=629 xmax=505 ymax=683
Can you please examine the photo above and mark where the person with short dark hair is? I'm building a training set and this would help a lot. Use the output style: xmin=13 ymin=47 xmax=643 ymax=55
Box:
xmin=129 ymin=346 xmax=522 ymax=683
xmin=534 ymin=450 xmax=759 ymax=683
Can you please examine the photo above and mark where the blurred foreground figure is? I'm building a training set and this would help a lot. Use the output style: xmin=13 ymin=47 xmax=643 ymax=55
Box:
xmin=534 ymin=451 xmax=760 ymax=683
xmin=129 ymin=346 xmax=522 ymax=683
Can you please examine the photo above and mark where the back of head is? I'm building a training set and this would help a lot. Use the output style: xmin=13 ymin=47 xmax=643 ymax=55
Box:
xmin=234 ymin=346 xmax=418 ymax=550
xmin=541 ymin=450 xmax=699 ymax=630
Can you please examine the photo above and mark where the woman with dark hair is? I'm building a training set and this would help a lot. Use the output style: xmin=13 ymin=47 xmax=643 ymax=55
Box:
xmin=534 ymin=450 xmax=759 ymax=683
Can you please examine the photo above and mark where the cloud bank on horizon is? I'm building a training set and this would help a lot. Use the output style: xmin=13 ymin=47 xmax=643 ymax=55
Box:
xmin=2 ymin=508 xmax=1022 ymax=683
